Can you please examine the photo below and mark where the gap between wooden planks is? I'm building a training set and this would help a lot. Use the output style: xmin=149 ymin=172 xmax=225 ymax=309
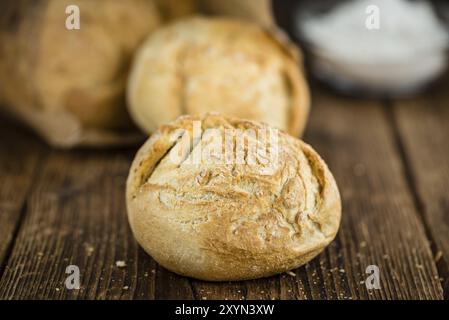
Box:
xmin=0 ymin=85 xmax=445 ymax=299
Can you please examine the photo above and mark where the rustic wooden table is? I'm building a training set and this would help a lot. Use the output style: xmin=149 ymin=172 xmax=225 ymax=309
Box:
xmin=0 ymin=83 xmax=447 ymax=300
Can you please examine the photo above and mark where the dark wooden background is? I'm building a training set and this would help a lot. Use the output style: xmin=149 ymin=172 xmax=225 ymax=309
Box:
xmin=0 ymin=82 xmax=448 ymax=300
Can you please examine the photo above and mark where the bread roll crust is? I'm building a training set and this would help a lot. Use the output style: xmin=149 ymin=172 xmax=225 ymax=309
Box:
xmin=127 ymin=17 xmax=310 ymax=138
xmin=126 ymin=114 xmax=341 ymax=281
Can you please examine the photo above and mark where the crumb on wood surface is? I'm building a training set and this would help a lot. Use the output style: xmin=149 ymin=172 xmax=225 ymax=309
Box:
xmin=115 ymin=260 xmax=127 ymax=268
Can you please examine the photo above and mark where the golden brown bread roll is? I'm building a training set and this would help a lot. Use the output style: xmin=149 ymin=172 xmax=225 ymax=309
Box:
xmin=127 ymin=17 xmax=310 ymax=138
xmin=0 ymin=0 xmax=161 ymax=147
xmin=126 ymin=114 xmax=341 ymax=281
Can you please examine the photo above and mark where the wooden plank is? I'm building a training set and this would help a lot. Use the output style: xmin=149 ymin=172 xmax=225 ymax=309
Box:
xmin=392 ymin=84 xmax=449 ymax=297
xmin=190 ymin=280 xmax=247 ymax=300
xmin=155 ymin=266 xmax=194 ymax=299
xmin=0 ymin=116 xmax=46 ymax=270
xmin=0 ymin=148 xmax=195 ymax=299
xmin=296 ymin=87 xmax=443 ymax=299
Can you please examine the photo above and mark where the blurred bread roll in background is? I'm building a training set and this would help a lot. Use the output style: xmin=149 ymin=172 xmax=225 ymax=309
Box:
xmin=0 ymin=0 xmax=161 ymax=147
xmin=127 ymin=17 xmax=310 ymax=137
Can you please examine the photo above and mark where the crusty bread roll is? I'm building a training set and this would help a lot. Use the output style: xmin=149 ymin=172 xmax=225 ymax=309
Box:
xmin=127 ymin=17 xmax=310 ymax=138
xmin=0 ymin=0 xmax=161 ymax=148
xmin=126 ymin=114 xmax=341 ymax=281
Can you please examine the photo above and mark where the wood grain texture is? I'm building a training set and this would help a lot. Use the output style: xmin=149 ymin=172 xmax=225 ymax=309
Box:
xmin=0 ymin=143 xmax=199 ymax=300
xmin=0 ymin=149 xmax=151 ymax=299
xmin=0 ymin=117 xmax=45 ymax=269
xmin=0 ymin=85 xmax=446 ymax=299
xmin=392 ymin=84 xmax=449 ymax=298
xmin=300 ymin=87 xmax=443 ymax=299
